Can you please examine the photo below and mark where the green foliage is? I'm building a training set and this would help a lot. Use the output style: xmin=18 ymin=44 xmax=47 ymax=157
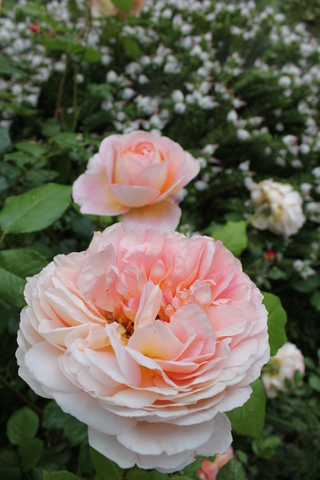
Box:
xmin=0 ymin=183 xmax=72 ymax=234
xmin=262 ymin=292 xmax=287 ymax=356
xmin=43 ymin=472 xmax=82 ymax=480
xmin=217 ymin=458 xmax=248 ymax=480
xmin=0 ymin=450 xmax=20 ymax=480
xmin=227 ymin=380 xmax=266 ymax=439
xmin=251 ymin=436 xmax=281 ymax=459
xmin=211 ymin=220 xmax=248 ymax=256
xmin=18 ymin=438 xmax=43 ymax=471
xmin=90 ymin=448 xmax=124 ymax=480
xmin=0 ymin=248 xmax=47 ymax=307
xmin=7 ymin=407 xmax=39 ymax=445
xmin=112 ymin=0 xmax=134 ymax=12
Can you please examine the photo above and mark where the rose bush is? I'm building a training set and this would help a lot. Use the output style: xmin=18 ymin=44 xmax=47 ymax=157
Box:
xmin=72 ymin=131 xmax=200 ymax=230
xmin=262 ymin=342 xmax=305 ymax=399
xmin=16 ymin=223 xmax=269 ymax=473
xmin=246 ymin=179 xmax=306 ymax=237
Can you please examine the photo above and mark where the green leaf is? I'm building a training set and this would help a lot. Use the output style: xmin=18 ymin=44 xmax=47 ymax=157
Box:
xmin=292 ymin=272 xmax=320 ymax=293
xmin=41 ymin=119 xmax=61 ymax=138
xmin=42 ymin=401 xmax=72 ymax=430
xmin=262 ymin=292 xmax=287 ymax=356
xmin=127 ymin=467 xmax=169 ymax=480
xmin=251 ymin=436 xmax=281 ymax=459
xmin=309 ymin=375 xmax=320 ymax=392
xmin=50 ymin=132 xmax=79 ymax=148
xmin=43 ymin=472 xmax=82 ymax=480
xmin=7 ymin=407 xmax=39 ymax=446
xmin=0 ymin=55 xmax=28 ymax=77
xmin=226 ymin=379 xmax=266 ymax=439
xmin=0 ymin=450 xmax=21 ymax=480
xmin=18 ymin=4 xmax=45 ymax=17
xmin=0 ymin=183 xmax=71 ymax=234
xmin=182 ymin=456 xmax=203 ymax=474
xmin=15 ymin=142 xmax=47 ymax=157
xmin=0 ymin=249 xmax=47 ymax=308
xmin=211 ymin=221 xmax=248 ymax=256
xmin=90 ymin=448 xmax=124 ymax=480
xmin=18 ymin=438 xmax=43 ymax=472
xmin=63 ymin=418 xmax=88 ymax=447
xmin=122 ymin=37 xmax=141 ymax=59
xmin=112 ymin=0 xmax=133 ymax=12
xmin=83 ymin=48 xmax=101 ymax=63
xmin=310 ymin=291 xmax=320 ymax=311
xmin=0 ymin=302 xmax=9 ymax=336
xmin=4 ymin=152 xmax=35 ymax=165
xmin=0 ymin=128 xmax=11 ymax=156
xmin=217 ymin=458 xmax=248 ymax=480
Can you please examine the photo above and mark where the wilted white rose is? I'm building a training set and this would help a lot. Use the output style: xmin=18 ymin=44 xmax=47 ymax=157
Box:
xmin=246 ymin=178 xmax=306 ymax=236
xmin=262 ymin=342 xmax=305 ymax=398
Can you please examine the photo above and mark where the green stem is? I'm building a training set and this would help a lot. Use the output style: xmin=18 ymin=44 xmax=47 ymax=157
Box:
xmin=266 ymin=413 xmax=318 ymax=430
xmin=54 ymin=54 xmax=69 ymax=119
xmin=0 ymin=230 xmax=6 ymax=246
xmin=0 ymin=375 xmax=42 ymax=415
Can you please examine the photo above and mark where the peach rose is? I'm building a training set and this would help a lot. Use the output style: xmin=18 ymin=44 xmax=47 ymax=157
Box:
xmin=262 ymin=342 xmax=305 ymax=398
xmin=17 ymin=223 xmax=269 ymax=473
xmin=91 ymin=0 xmax=144 ymax=18
xmin=196 ymin=446 xmax=234 ymax=480
xmin=72 ymin=131 xmax=200 ymax=230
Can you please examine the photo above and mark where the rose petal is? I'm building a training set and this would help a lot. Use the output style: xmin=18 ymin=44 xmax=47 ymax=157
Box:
xmin=72 ymin=174 xmax=129 ymax=215
xmin=109 ymin=184 xmax=160 ymax=207
xmin=121 ymin=200 xmax=181 ymax=230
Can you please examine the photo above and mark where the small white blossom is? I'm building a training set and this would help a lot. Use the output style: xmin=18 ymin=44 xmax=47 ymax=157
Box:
xmin=237 ymin=129 xmax=251 ymax=140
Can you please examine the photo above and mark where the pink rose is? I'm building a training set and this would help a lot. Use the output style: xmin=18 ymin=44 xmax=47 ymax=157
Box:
xmin=72 ymin=131 xmax=200 ymax=230
xmin=17 ymin=223 xmax=269 ymax=473
xmin=196 ymin=446 xmax=234 ymax=480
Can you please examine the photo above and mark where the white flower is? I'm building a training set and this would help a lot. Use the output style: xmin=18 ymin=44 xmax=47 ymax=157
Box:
xmin=262 ymin=343 xmax=305 ymax=398
xmin=279 ymin=76 xmax=291 ymax=88
xmin=247 ymin=179 xmax=306 ymax=236
xmin=282 ymin=135 xmax=297 ymax=146
xmin=106 ymin=70 xmax=118 ymax=83
xmin=300 ymin=144 xmax=310 ymax=155
xmin=174 ymin=102 xmax=186 ymax=114
xmin=172 ymin=90 xmax=184 ymax=103
xmin=227 ymin=110 xmax=238 ymax=124
xmin=312 ymin=167 xmax=320 ymax=178
xmin=237 ymin=129 xmax=251 ymax=140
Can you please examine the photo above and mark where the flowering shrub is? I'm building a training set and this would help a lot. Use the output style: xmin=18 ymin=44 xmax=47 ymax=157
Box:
xmin=1 ymin=0 xmax=320 ymax=479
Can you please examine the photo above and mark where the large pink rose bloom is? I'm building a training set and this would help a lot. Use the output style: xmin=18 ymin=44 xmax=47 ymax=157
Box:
xmin=72 ymin=131 xmax=200 ymax=230
xmin=16 ymin=224 xmax=269 ymax=473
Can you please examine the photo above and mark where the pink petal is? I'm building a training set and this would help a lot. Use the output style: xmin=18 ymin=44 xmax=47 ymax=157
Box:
xmin=116 ymin=418 xmax=216 ymax=455
xmin=89 ymin=429 xmax=137 ymax=469
xmin=72 ymin=174 xmax=129 ymax=216
xmin=121 ymin=200 xmax=181 ymax=231
xmin=132 ymin=160 xmax=169 ymax=191
xmin=113 ymin=152 xmax=130 ymax=185
xmin=134 ymin=281 xmax=163 ymax=330
xmin=77 ymin=245 xmax=117 ymax=310
xmin=129 ymin=320 xmax=183 ymax=359
xmin=109 ymin=184 xmax=160 ymax=207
